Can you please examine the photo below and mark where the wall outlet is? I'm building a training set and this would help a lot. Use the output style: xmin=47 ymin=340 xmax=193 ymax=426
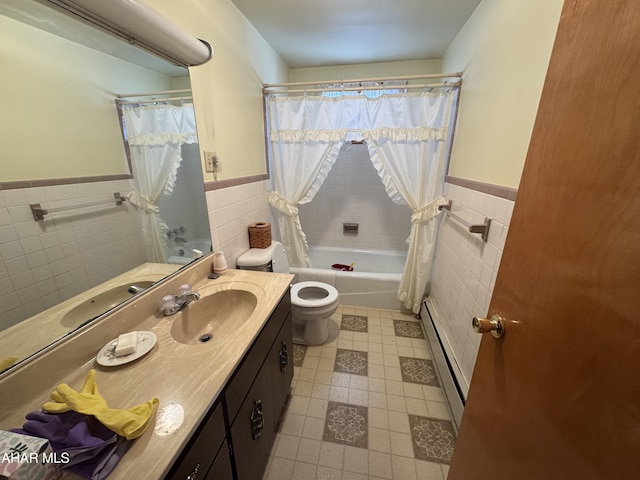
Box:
xmin=204 ymin=151 xmax=221 ymax=173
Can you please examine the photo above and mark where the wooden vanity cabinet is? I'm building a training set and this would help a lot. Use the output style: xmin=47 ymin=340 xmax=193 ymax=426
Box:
xmin=165 ymin=400 xmax=230 ymax=480
xmin=230 ymin=312 xmax=293 ymax=480
xmin=166 ymin=289 xmax=293 ymax=480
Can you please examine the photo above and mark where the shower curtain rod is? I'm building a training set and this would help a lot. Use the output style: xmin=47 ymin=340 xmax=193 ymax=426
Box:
xmin=265 ymin=81 xmax=460 ymax=95
xmin=262 ymin=72 xmax=463 ymax=91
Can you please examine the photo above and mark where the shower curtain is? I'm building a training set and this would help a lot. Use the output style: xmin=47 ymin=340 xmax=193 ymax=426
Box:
xmin=121 ymin=104 xmax=198 ymax=263
xmin=267 ymin=89 xmax=456 ymax=312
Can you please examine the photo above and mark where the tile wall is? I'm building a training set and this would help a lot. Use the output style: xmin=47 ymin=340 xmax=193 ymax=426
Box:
xmin=298 ymin=144 xmax=411 ymax=252
xmin=205 ymin=179 xmax=272 ymax=268
xmin=427 ymin=182 xmax=514 ymax=396
xmin=0 ymin=179 xmax=146 ymax=329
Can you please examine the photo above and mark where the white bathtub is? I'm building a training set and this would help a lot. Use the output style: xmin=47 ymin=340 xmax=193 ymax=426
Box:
xmin=290 ymin=246 xmax=407 ymax=310
xmin=167 ymin=239 xmax=212 ymax=265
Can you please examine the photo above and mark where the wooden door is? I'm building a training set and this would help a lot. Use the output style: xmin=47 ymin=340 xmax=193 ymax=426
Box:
xmin=449 ymin=1 xmax=640 ymax=479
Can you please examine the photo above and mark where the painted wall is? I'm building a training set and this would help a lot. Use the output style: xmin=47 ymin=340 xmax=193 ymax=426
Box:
xmin=0 ymin=15 xmax=173 ymax=182
xmin=442 ymin=0 xmax=564 ymax=188
xmin=145 ymin=0 xmax=289 ymax=181
xmin=289 ymin=59 xmax=442 ymax=83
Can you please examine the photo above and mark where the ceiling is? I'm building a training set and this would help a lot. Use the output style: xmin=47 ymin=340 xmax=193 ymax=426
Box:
xmin=229 ymin=0 xmax=483 ymax=68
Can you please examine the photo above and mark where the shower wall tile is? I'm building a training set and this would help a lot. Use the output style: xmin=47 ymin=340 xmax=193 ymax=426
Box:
xmin=0 ymin=179 xmax=147 ymax=330
xmin=205 ymin=179 xmax=271 ymax=268
xmin=428 ymin=182 xmax=514 ymax=396
xmin=298 ymin=144 xmax=411 ymax=252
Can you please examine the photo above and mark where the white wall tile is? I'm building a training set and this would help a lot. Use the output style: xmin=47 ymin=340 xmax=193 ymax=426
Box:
xmin=298 ymin=144 xmax=410 ymax=252
xmin=205 ymin=180 xmax=271 ymax=268
xmin=428 ymin=182 xmax=515 ymax=393
xmin=0 ymin=180 xmax=147 ymax=329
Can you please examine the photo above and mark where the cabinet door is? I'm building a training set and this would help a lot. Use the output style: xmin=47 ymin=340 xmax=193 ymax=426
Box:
xmin=165 ymin=401 xmax=226 ymax=480
xmin=230 ymin=369 xmax=275 ymax=480
xmin=203 ymin=440 xmax=233 ymax=480
xmin=226 ymin=292 xmax=291 ymax=424
xmin=265 ymin=313 xmax=293 ymax=431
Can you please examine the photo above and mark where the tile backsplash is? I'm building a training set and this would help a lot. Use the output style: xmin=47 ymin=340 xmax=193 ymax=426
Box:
xmin=427 ymin=182 xmax=514 ymax=396
xmin=0 ymin=180 xmax=146 ymax=329
xmin=298 ymin=143 xmax=411 ymax=252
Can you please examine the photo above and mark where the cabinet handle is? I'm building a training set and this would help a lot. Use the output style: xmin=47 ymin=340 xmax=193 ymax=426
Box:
xmin=186 ymin=463 xmax=199 ymax=480
xmin=251 ymin=399 xmax=264 ymax=440
xmin=279 ymin=342 xmax=289 ymax=372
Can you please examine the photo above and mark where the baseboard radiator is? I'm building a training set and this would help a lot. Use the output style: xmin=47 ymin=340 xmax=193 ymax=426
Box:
xmin=419 ymin=300 xmax=465 ymax=429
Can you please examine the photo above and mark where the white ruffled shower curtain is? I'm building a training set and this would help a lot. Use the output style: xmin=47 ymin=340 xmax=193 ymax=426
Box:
xmin=267 ymin=90 xmax=455 ymax=312
xmin=121 ymin=104 xmax=198 ymax=263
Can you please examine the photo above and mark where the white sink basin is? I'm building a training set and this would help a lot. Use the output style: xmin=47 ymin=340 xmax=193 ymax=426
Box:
xmin=170 ymin=288 xmax=258 ymax=345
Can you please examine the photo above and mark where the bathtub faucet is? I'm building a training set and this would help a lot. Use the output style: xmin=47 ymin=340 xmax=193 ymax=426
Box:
xmin=160 ymin=283 xmax=200 ymax=316
xmin=167 ymin=226 xmax=187 ymax=240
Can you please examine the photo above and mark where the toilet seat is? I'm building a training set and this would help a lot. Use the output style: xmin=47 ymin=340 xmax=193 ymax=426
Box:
xmin=291 ymin=281 xmax=339 ymax=308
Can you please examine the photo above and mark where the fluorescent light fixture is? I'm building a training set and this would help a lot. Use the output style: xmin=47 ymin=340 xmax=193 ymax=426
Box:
xmin=44 ymin=0 xmax=212 ymax=67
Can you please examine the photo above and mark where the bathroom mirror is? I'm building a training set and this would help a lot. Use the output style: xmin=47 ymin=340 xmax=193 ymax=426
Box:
xmin=0 ymin=0 xmax=212 ymax=373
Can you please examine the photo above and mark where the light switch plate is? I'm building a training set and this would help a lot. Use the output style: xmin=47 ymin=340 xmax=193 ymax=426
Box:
xmin=204 ymin=151 xmax=219 ymax=173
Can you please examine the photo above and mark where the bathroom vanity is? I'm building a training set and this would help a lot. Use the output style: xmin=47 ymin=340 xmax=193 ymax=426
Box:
xmin=166 ymin=291 xmax=292 ymax=480
xmin=0 ymin=258 xmax=294 ymax=480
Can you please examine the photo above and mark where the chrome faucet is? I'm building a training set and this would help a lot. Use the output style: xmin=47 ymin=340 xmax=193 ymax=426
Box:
xmin=167 ymin=226 xmax=187 ymax=241
xmin=161 ymin=284 xmax=200 ymax=316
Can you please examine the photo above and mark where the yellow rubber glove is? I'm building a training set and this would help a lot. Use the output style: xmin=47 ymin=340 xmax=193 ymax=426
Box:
xmin=0 ymin=356 xmax=18 ymax=373
xmin=42 ymin=369 xmax=159 ymax=440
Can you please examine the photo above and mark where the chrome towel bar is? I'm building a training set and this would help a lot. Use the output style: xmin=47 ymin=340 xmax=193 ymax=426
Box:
xmin=30 ymin=192 xmax=126 ymax=221
xmin=438 ymin=200 xmax=491 ymax=242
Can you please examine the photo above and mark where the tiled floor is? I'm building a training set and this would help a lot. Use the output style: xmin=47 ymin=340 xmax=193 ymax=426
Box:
xmin=262 ymin=305 xmax=456 ymax=480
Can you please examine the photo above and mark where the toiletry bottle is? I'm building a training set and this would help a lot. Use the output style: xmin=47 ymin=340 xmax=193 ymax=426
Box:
xmin=213 ymin=251 xmax=228 ymax=274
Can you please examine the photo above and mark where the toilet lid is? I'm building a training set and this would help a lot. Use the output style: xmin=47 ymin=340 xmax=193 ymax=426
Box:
xmin=291 ymin=281 xmax=339 ymax=308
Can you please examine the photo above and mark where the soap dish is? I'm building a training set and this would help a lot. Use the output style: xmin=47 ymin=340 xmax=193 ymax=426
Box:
xmin=96 ymin=331 xmax=157 ymax=367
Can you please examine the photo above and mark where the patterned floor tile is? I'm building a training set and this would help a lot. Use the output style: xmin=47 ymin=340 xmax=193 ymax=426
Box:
xmin=409 ymin=415 xmax=456 ymax=463
xmin=399 ymin=357 xmax=440 ymax=386
xmin=341 ymin=315 xmax=368 ymax=332
xmin=393 ymin=320 xmax=425 ymax=339
xmin=292 ymin=344 xmax=307 ymax=367
xmin=323 ymin=401 xmax=368 ymax=448
xmin=333 ymin=349 xmax=368 ymax=376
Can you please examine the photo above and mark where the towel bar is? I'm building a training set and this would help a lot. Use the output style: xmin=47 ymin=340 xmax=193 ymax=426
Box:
xmin=30 ymin=192 xmax=126 ymax=221
xmin=438 ymin=200 xmax=491 ymax=242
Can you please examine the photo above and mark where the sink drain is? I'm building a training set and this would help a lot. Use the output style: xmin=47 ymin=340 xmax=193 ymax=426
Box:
xmin=198 ymin=333 xmax=213 ymax=343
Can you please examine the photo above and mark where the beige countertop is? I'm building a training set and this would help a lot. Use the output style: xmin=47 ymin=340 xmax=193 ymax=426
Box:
xmin=0 ymin=262 xmax=180 ymax=367
xmin=0 ymin=259 xmax=293 ymax=479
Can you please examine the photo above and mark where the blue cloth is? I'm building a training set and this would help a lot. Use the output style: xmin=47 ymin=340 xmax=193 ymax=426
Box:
xmin=13 ymin=411 xmax=132 ymax=479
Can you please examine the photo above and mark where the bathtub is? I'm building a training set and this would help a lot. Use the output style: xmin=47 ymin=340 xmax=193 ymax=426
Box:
xmin=167 ymin=239 xmax=212 ymax=265
xmin=290 ymin=246 xmax=407 ymax=310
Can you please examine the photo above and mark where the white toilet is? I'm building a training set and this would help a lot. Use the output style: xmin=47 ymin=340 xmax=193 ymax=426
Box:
xmin=237 ymin=241 xmax=339 ymax=345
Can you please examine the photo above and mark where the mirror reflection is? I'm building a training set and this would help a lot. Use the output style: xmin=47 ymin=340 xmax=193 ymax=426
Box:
xmin=0 ymin=0 xmax=212 ymax=373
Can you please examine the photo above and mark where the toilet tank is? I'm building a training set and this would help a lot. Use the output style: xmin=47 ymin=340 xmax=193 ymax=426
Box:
xmin=236 ymin=241 xmax=290 ymax=273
